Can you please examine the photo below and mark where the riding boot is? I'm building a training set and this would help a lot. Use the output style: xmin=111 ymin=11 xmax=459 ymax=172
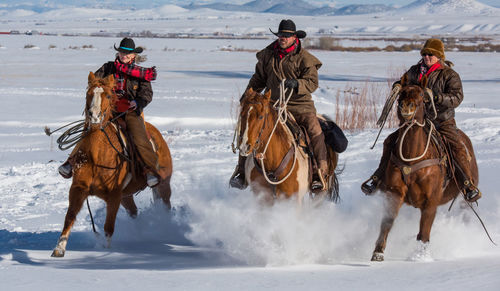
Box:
xmin=361 ymin=131 xmax=398 ymax=195
xmin=454 ymin=153 xmax=481 ymax=202
xmin=310 ymin=131 xmax=329 ymax=191
xmin=440 ymin=119 xmax=481 ymax=202
xmin=229 ymin=155 xmax=248 ymax=189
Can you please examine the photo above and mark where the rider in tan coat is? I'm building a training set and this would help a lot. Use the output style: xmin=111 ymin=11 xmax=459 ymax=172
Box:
xmin=230 ymin=19 xmax=328 ymax=191
xmin=361 ymin=38 xmax=481 ymax=202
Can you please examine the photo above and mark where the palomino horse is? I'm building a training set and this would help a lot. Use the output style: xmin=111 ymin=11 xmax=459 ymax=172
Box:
xmin=52 ymin=72 xmax=173 ymax=257
xmin=370 ymin=75 xmax=478 ymax=261
xmin=238 ymin=88 xmax=339 ymax=203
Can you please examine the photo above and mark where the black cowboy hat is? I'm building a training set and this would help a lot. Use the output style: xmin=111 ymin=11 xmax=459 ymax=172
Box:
xmin=269 ymin=19 xmax=306 ymax=39
xmin=114 ymin=37 xmax=143 ymax=54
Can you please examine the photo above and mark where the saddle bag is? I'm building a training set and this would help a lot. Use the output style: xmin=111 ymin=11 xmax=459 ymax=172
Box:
xmin=319 ymin=118 xmax=348 ymax=153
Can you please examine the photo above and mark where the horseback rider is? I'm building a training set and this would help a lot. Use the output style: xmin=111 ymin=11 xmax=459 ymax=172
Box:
xmin=361 ymin=38 xmax=481 ymax=202
xmin=58 ymin=37 xmax=160 ymax=187
xmin=230 ymin=19 xmax=328 ymax=191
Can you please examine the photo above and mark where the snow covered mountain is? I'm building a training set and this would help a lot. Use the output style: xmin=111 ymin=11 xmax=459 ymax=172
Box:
xmin=0 ymin=0 xmax=498 ymax=17
xmin=400 ymin=0 xmax=499 ymax=15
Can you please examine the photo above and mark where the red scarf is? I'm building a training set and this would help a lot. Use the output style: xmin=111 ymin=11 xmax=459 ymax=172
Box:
xmin=274 ymin=38 xmax=299 ymax=59
xmin=419 ymin=61 xmax=441 ymax=81
xmin=113 ymin=59 xmax=157 ymax=112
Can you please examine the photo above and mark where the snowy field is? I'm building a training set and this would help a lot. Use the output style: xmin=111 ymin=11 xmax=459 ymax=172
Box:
xmin=1 ymin=14 xmax=500 ymax=291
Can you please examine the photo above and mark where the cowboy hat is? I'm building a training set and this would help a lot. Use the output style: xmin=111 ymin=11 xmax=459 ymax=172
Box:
xmin=114 ymin=37 xmax=143 ymax=54
xmin=269 ymin=19 xmax=306 ymax=39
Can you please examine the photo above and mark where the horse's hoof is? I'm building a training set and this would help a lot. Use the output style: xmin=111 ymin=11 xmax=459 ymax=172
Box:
xmin=51 ymin=248 xmax=65 ymax=258
xmin=371 ymin=252 xmax=384 ymax=261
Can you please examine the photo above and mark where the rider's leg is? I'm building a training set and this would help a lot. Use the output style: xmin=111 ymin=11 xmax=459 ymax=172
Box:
xmin=361 ymin=131 xmax=398 ymax=195
xmin=229 ymin=154 xmax=248 ymax=189
xmin=125 ymin=112 xmax=160 ymax=187
xmin=294 ymin=112 xmax=328 ymax=191
xmin=439 ymin=119 xmax=481 ymax=202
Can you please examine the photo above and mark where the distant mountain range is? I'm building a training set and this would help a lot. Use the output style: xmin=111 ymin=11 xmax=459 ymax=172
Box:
xmin=184 ymin=0 xmax=397 ymax=16
xmin=0 ymin=0 xmax=498 ymax=16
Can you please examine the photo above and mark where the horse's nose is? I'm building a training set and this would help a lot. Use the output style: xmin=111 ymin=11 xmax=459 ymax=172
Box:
xmin=88 ymin=110 xmax=101 ymax=124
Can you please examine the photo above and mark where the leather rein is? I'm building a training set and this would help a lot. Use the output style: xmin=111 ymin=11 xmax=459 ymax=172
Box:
xmin=245 ymin=100 xmax=298 ymax=185
xmin=392 ymin=98 xmax=444 ymax=184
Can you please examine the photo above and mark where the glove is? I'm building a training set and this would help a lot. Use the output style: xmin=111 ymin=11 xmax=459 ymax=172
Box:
xmin=284 ymin=79 xmax=298 ymax=90
xmin=424 ymin=88 xmax=434 ymax=103
xmin=392 ymin=83 xmax=402 ymax=92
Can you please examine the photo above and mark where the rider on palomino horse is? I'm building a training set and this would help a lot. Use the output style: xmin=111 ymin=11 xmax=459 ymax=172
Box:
xmin=361 ymin=38 xmax=481 ymax=202
xmin=58 ymin=37 xmax=160 ymax=187
xmin=230 ymin=19 xmax=328 ymax=191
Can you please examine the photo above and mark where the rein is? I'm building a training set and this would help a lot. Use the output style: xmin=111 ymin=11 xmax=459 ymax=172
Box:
xmin=398 ymin=118 xmax=435 ymax=162
xmin=241 ymin=80 xmax=298 ymax=186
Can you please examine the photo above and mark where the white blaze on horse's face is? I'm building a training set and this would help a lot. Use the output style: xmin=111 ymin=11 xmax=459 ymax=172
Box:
xmin=239 ymin=106 xmax=253 ymax=156
xmin=89 ymin=87 xmax=104 ymax=124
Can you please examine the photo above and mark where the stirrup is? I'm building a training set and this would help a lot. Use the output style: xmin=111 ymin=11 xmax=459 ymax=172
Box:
xmin=361 ymin=175 xmax=379 ymax=195
xmin=58 ymin=162 xmax=73 ymax=179
xmin=229 ymin=166 xmax=247 ymax=190
xmin=464 ymin=181 xmax=481 ymax=203
xmin=311 ymin=169 xmax=327 ymax=192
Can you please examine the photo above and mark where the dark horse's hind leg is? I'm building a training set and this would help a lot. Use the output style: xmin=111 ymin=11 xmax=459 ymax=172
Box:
xmin=372 ymin=194 xmax=404 ymax=261
xmin=52 ymin=186 xmax=89 ymax=257
xmin=152 ymin=176 xmax=172 ymax=210
xmin=121 ymin=196 xmax=138 ymax=218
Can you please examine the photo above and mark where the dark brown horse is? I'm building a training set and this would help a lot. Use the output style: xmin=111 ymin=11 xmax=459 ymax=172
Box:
xmin=52 ymin=72 xmax=173 ymax=257
xmin=238 ymin=88 xmax=339 ymax=204
xmin=371 ymin=75 xmax=478 ymax=261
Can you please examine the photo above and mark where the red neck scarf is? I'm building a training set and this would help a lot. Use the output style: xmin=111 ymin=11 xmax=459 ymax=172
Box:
xmin=274 ymin=38 xmax=299 ymax=59
xmin=419 ymin=61 xmax=441 ymax=81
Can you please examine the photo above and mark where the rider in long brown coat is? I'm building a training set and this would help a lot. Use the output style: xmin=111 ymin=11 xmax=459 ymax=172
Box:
xmin=58 ymin=38 xmax=160 ymax=187
xmin=230 ymin=19 xmax=328 ymax=191
xmin=361 ymin=38 xmax=481 ymax=202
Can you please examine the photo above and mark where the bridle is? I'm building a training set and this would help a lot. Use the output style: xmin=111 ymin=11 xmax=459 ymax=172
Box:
xmin=397 ymin=92 xmax=435 ymax=162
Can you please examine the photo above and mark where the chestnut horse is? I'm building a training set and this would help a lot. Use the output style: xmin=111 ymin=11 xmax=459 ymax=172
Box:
xmin=238 ymin=88 xmax=339 ymax=204
xmin=52 ymin=72 xmax=173 ymax=257
xmin=370 ymin=75 xmax=478 ymax=261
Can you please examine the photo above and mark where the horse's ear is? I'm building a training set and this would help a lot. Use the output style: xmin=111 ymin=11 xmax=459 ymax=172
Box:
xmin=420 ymin=75 xmax=428 ymax=89
xmin=400 ymin=73 xmax=408 ymax=87
xmin=106 ymin=74 xmax=115 ymax=86
xmin=264 ymin=90 xmax=271 ymax=100
xmin=247 ymin=87 xmax=254 ymax=95
xmin=88 ymin=71 xmax=95 ymax=84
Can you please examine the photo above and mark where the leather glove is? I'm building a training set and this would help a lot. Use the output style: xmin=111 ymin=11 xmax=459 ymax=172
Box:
xmin=424 ymin=88 xmax=434 ymax=103
xmin=284 ymin=79 xmax=298 ymax=90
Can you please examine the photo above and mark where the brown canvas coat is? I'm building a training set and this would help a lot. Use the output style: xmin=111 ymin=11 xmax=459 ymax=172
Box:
xmin=400 ymin=60 xmax=463 ymax=122
xmin=245 ymin=40 xmax=322 ymax=115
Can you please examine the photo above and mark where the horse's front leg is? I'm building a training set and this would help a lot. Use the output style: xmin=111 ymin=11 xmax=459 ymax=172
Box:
xmin=52 ymin=185 xmax=89 ymax=257
xmin=372 ymin=193 xmax=404 ymax=261
xmin=103 ymin=194 xmax=122 ymax=248
xmin=417 ymin=205 xmax=438 ymax=243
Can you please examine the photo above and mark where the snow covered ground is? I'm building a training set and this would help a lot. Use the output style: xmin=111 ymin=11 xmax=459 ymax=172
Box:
xmin=1 ymin=14 xmax=500 ymax=291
